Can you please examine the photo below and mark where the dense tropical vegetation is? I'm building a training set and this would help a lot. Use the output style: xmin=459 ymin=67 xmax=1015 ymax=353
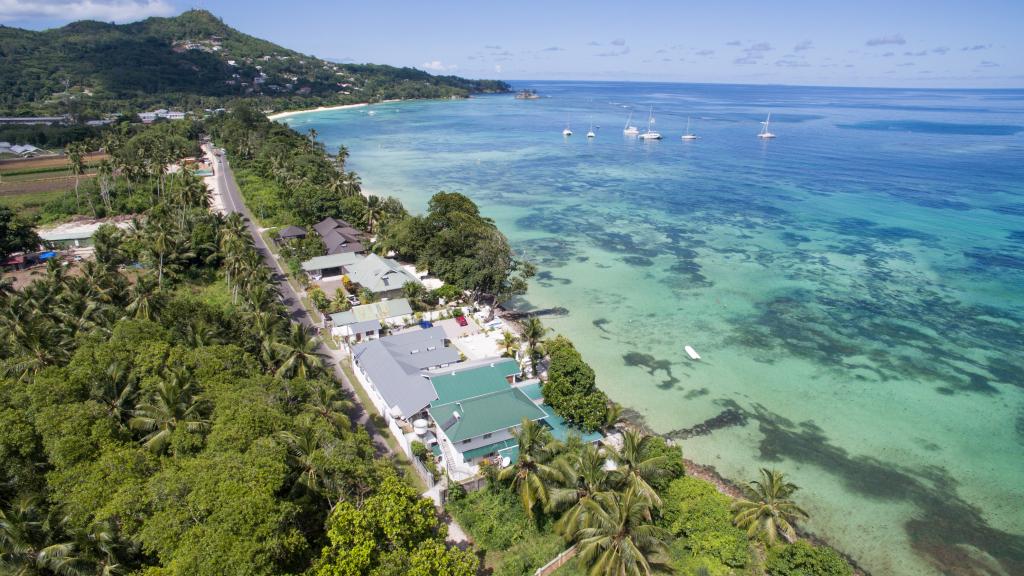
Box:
xmin=379 ymin=191 xmax=536 ymax=308
xmin=1 ymin=100 xmax=857 ymax=576
xmin=0 ymin=10 xmax=509 ymax=118
xmin=543 ymin=335 xmax=612 ymax=432
xmin=0 ymin=126 xmax=473 ymax=575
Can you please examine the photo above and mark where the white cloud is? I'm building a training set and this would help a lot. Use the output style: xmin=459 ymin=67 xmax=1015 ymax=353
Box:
xmin=611 ymin=38 xmax=626 ymax=46
xmin=793 ymin=40 xmax=813 ymax=52
xmin=421 ymin=60 xmax=457 ymax=72
xmin=494 ymin=64 xmax=502 ymax=73
xmin=597 ymin=46 xmax=630 ymax=57
xmin=0 ymin=0 xmax=174 ymax=23
xmin=866 ymin=34 xmax=906 ymax=46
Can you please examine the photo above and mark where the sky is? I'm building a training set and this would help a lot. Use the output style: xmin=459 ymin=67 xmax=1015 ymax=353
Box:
xmin=3 ymin=0 xmax=1023 ymax=88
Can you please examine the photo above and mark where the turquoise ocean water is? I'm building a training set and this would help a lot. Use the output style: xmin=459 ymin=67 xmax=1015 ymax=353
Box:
xmin=282 ymin=82 xmax=1024 ymax=575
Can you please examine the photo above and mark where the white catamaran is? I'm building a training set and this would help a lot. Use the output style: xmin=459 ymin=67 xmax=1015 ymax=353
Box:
xmin=758 ymin=112 xmax=777 ymax=139
xmin=638 ymin=107 xmax=662 ymax=140
xmin=623 ymin=112 xmax=639 ymax=136
xmin=681 ymin=116 xmax=698 ymax=140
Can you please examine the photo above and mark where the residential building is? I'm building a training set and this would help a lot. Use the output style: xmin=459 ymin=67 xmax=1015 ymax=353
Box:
xmin=345 ymin=253 xmax=421 ymax=299
xmin=313 ymin=217 xmax=366 ymax=255
xmin=350 ymin=327 xmax=460 ymax=419
xmin=300 ymin=252 xmax=362 ymax=280
xmin=424 ymin=359 xmax=601 ymax=472
xmin=138 ymin=109 xmax=186 ymax=123
xmin=328 ymin=298 xmax=414 ymax=342
xmin=430 ymin=387 xmax=548 ymax=469
xmin=275 ymin=225 xmax=307 ymax=242
xmin=0 ymin=116 xmax=68 ymax=126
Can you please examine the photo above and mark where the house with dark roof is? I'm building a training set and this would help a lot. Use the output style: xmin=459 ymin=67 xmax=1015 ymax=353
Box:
xmin=275 ymin=225 xmax=307 ymax=242
xmin=313 ymin=217 xmax=366 ymax=255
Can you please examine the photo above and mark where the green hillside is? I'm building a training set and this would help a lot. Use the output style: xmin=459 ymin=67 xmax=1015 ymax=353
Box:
xmin=0 ymin=10 xmax=509 ymax=117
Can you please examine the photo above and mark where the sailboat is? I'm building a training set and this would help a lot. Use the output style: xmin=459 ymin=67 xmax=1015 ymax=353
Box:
xmin=562 ymin=115 xmax=573 ymax=137
xmin=623 ymin=112 xmax=639 ymax=136
xmin=758 ymin=112 xmax=776 ymax=139
xmin=638 ymin=107 xmax=662 ymax=140
xmin=681 ymin=117 xmax=698 ymax=140
xmin=586 ymin=118 xmax=596 ymax=139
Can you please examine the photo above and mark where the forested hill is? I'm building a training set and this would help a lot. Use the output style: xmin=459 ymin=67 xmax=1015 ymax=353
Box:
xmin=0 ymin=9 xmax=510 ymax=117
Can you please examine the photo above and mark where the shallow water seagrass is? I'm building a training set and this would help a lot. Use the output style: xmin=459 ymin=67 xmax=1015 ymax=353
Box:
xmin=284 ymin=81 xmax=1024 ymax=575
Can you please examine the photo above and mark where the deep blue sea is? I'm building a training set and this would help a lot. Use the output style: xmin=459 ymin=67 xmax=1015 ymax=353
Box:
xmin=282 ymin=81 xmax=1024 ymax=575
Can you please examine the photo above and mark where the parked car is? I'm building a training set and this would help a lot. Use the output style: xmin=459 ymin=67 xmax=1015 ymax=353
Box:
xmin=347 ymin=295 xmax=360 ymax=306
xmin=455 ymin=315 xmax=469 ymax=327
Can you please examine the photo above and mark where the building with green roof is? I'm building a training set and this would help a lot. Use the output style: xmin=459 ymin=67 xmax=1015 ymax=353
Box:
xmin=429 ymin=358 xmax=522 ymax=405
xmin=430 ymin=387 xmax=547 ymax=466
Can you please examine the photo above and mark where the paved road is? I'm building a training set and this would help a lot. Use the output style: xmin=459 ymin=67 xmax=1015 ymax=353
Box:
xmin=209 ymin=145 xmax=469 ymax=544
xmin=209 ymin=146 xmax=389 ymax=452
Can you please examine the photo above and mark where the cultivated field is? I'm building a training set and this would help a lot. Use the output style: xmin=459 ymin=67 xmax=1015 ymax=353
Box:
xmin=0 ymin=152 xmax=107 ymax=215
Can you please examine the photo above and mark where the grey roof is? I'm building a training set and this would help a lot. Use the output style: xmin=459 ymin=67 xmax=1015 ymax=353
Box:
xmin=322 ymin=230 xmax=365 ymax=255
xmin=278 ymin=225 xmax=307 ymax=239
xmin=330 ymin=299 xmax=414 ymax=325
xmin=346 ymin=254 xmax=420 ymax=294
xmin=351 ymin=327 xmax=460 ymax=417
xmin=301 ymin=252 xmax=363 ymax=272
xmin=335 ymin=318 xmax=381 ymax=334
xmin=336 ymin=227 xmax=364 ymax=241
xmin=313 ymin=217 xmax=341 ymax=237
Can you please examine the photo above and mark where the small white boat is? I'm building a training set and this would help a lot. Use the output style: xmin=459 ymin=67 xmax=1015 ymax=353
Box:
xmin=623 ymin=112 xmax=639 ymax=136
xmin=681 ymin=117 xmax=699 ymax=140
xmin=563 ymin=115 xmax=573 ymax=137
xmin=638 ymin=106 xmax=662 ymax=140
xmin=758 ymin=112 xmax=776 ymax=139
xmin=684 ymin=345 xmax=701 ymax=360
xmin=586 ymin=118 xmax=596 ymax=139
xmin=368 ymin=110 xmax=376 ymax=116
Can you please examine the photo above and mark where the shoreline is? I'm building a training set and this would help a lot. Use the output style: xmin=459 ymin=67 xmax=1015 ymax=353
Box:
xmin=493 ymin=304 xmax=870 ymax=575
xmin=267 ymin=102 xmax=369 ymax=121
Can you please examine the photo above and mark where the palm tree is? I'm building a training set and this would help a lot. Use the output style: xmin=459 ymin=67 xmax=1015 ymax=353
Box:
xmin=497 ymin=417 xmax=560 ymax=518
xmin=521 ymin=317 xmax=548 ymax=377
xmin=363 ymin=195 xmax=382 ymax=235
xmin=501 ymin=331 xmax=519 ymax=358
xmin=126 ymin=274 xmax=159 ymax=321
xmin=549 ymin=443 xmax=614 ymax=538
xmin=129 ymin=369 xmax=209 ymax=454
xmin=573 ymin=485 xmax=672 ymax=576
xmin=402 ymin=281 xmax=426 ymax=310
xmin=302 ymin=382 xmax=353 ymax=433
xmin=66 ymin=141 xmax=87 ymax=210
xmin=334 ymin=145 xmax=349 ymax=170
xmin=246 ymin=309 xmax=284 ymax=371
xmin=276 ymin=427 xmax=328 ymax=498
xmin=0 ymin=494 xmax=80 ymax=575
xmin=731 ymin=468 xmax=808 ymax=545
xmin=97 ymin=360 xmax=137 ymax=426
xmin=607 ymin=429 xmax=671 ymax=508
xmin=274 ymin=324 xmax=326 ymax=379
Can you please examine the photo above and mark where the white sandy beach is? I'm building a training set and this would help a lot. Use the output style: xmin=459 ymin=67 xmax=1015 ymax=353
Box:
xmin=266 ymin=102 xmax=368 ymax=121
